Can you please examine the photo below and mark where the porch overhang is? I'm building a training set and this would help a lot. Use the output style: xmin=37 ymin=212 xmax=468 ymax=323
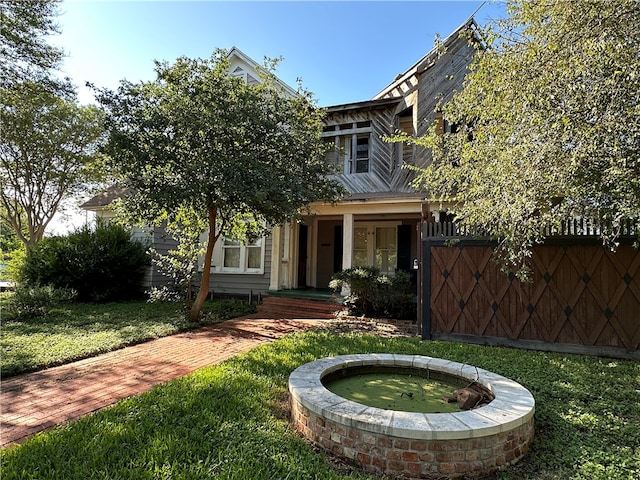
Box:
xmin=309 ymin=194 xmax=425 ymax=216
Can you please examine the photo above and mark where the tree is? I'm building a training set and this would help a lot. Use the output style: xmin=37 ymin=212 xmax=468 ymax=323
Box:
xmin=96 ymin=50 xmax=345 ymax=320
xmin=0 ymin=81 xmax=105 ymax=251
xmin=0 ymin=0 xmax=68 ymax=90
xmin=405 ymin=0 xmax=640 ymax=278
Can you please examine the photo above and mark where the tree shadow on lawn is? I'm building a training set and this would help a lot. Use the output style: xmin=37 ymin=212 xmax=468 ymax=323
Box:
xmin=1 ymin=303 xmax=193 ymax=377
xmin=2 ymin=329 xmax=638 ymax=480
xmin=0 ymin=357 xmax=374 ymax=480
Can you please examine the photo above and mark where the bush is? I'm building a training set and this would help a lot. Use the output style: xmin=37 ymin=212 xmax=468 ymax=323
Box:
xmin=9 ymin=284 xmax=77 ymax=317
xmin=201 ymin=298 xmax=256 ymax=321
xmin=330 ymin=266 xmax=416 ymax=319
xmin=20 ymin=224 xmax=150 ymax=302
xmin=146 ymin=285 xmax=185 ymax=303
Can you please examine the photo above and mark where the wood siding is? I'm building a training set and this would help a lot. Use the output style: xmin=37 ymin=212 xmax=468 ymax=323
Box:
xmin=423 ymin=241 xmax=640 ymax=357
xmin=324 ymin=34 xmax=476 ymax=197
xmin=203 ymin=235 xmax=272 ymax=296
xmin=149 ymin=225 xmax=179 ymax=288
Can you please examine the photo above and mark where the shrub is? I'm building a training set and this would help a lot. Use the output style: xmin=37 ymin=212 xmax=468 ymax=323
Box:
xmin=201 ymin=298 xmax=256 ymax=321
xmin=20 ymin=224 xmax=150 ymax=302
xmin=9 ymin=284 xmax=77 ymax=317
xmin=330 ymin=266 xmax=416 ymax=319
xmin=147 ymin=285 xmax=185 ymax=303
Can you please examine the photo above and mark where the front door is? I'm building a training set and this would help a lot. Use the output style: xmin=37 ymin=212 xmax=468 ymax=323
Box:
xmin=297 ymin=224 xmax=308 ymax=288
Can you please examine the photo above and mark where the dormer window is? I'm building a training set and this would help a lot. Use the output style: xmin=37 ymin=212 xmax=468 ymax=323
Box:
xmin=322 ymin=121 xmax=372 ymax=174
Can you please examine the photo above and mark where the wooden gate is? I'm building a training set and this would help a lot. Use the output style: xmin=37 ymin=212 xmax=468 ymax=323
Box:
xmin=421 ymin=233 xmax=640 ymax=358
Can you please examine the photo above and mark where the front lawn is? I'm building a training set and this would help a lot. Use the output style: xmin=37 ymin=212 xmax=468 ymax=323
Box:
xmin=1 ymin=328 xmax=638 ymax=480
xmin=0 ymin=295 xmax=255 ymax=376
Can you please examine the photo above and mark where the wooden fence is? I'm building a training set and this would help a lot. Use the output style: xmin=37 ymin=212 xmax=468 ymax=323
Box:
xmin=421 ymin=223 xmax=640 ymax=359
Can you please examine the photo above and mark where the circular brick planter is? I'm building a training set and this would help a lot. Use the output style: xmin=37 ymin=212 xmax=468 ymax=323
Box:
xmin=289 ymin=354 xmax=535 ymax=479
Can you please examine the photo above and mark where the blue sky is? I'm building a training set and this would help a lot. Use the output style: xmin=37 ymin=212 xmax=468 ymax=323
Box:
xmin=53 ymin=0 xmax=507 ymax=107
xmin=47 ymin=0 xmax=507 ymax=233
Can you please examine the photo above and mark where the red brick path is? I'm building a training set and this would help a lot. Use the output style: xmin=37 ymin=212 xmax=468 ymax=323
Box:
xmin=0 ymin=317 xmax=321 ymax=448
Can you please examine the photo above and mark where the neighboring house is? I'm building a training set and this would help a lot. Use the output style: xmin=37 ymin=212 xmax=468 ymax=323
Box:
xmin=82 ymin=20 xmax=479 ymax=295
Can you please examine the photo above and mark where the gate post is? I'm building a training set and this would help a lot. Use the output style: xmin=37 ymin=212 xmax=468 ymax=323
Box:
xmin=421 ymin=237 xmax=432 ymax=340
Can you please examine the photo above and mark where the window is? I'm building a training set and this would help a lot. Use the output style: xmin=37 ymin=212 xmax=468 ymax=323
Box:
xmin=352 ymin=222 xmax=398 ymax=276
xmin=355 ymin=135 xmax=369 ymax=173
xmin=213 ymin=236 xmax=265 ymax=274
xmin=435 ymin=111 xmax=462 ymax=135
xmin=322 ymin=121 xmax=371 ymax=173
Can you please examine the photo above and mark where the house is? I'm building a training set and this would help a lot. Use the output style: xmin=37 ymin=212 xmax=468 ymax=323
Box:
xmin=82 ymin=20 xmax=480 ymax=296
xmin=267 ymin=19 xmax=479 ymax=294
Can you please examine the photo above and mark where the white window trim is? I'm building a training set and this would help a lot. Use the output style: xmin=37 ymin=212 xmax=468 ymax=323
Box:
xmin=322 ymin=122 xmax=372 ymax=174
xmin=352 ymin=221 xmax=400 ymax=275
xmin=211 ymin=236 xmax=266 ymax=275
xmin=197 ymin=231 xmax=266 ymax=275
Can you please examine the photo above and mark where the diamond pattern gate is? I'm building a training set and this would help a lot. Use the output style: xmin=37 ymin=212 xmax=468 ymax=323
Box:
xmin=421 ymin=238 xmax=640 ymax=356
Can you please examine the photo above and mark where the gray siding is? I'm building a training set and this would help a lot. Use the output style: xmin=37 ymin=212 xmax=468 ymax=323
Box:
xmin=325 ymin=35 xmax=475 ymax=197
xmin=149 ymin=224 xmax=180 ymax=288
xmin=202 ymin=235 xmax=273 ymax=296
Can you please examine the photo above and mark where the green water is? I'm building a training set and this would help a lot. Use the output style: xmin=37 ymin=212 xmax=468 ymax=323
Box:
xmin=325 ymin=372 xmax=460 ymax=413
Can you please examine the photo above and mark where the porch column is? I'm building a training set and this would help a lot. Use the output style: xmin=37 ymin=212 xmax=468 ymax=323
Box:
xmin=341 ymin=213 xmax=354 ymax=296
xmin=269 ymin=224 xmax=282 ymax=291
xmin=342 ymin=213 xmax=354 ymax=270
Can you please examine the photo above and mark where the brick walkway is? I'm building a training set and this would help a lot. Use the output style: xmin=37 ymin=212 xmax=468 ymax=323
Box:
xmin=0 ymin=317 xmax=321 ymax=449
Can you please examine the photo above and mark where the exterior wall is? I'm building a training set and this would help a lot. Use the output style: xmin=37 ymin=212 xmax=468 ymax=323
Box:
xmin=325 ymin=107 xmax=398 ymax=194
xmin=311 ymin=216 xmax=420 ymax=290
xmin=147 ymin=224 xmax=179 ymax=289
xmin=315 ymin=219 xmax=342 ymax=289
xmin=392 ymin=36 xmax=476 ymax=192
xmin=202 ymin=235 xmax=273 ymax=296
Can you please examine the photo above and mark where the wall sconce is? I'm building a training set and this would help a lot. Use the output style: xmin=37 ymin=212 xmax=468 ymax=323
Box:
xmin=413 ymin=258 xmax=419 ymax=270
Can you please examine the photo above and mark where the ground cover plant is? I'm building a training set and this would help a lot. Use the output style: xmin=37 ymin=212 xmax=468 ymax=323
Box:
xmin=1 ymin=326 xmax=638 ymax=480
xmin=0 ymin=296 xmax=255 ymax=376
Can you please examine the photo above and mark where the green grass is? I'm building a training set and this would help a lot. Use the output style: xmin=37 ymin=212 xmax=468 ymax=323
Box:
xmin=0 ymin=295 xmax=255 ymax=376
xmin=1 ymin=329 xmax=638 ymax=479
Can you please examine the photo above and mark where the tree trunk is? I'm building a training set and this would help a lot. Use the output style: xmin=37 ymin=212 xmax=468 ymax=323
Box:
xmin=190 ymin=205 xmax=217 ymax=321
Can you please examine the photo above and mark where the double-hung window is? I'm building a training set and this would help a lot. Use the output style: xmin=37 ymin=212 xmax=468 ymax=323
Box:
xmin=207 ymin=235 xmax=265 ymax=274
xmin=323 ymin=121 xmax=372 ymax=174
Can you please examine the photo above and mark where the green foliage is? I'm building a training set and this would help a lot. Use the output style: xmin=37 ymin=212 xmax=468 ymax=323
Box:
xmin=95 ymin=49 xmax=346 ymax=319
xmin=0 ymin=218 xmax=21 ymax=255
xmin=146 ymin=209 xmax=207 ymax=303
xmin=8 ymin=283 xmax=77 ymax=317
xmin=0 ymin=0 xmax=66 ymax=89
xmin=0 ymin=81 xmax=105 ymax=251
xmin=0 ymin=299 xmax=255 ymax=376
xmin=0 ymin=224 xmax=24 ymax=283
xmin=330 ymin=267 xmax=416 ymax=319
xmin=201 ymin=298 xmax=256 ymax=321
xmin=20 ymin=223 xmax=150 ymax=302
xmin=1 ymin=331 xmax=638 ymax=479
xmin=402 ymin=0 xmax=640 ymax=278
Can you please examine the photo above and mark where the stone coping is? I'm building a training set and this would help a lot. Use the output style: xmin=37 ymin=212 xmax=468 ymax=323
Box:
xmin=288 ymin=354 xmax=535 ymax=440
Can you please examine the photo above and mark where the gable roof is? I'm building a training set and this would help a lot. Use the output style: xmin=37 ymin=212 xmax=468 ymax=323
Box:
xmin=80 ymin=185 xmax=129 ymax=210
xmin=227 ymin=46 xmax=298 ymax=98
xmin=373 ymin=17 xmax=480 ymax=100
